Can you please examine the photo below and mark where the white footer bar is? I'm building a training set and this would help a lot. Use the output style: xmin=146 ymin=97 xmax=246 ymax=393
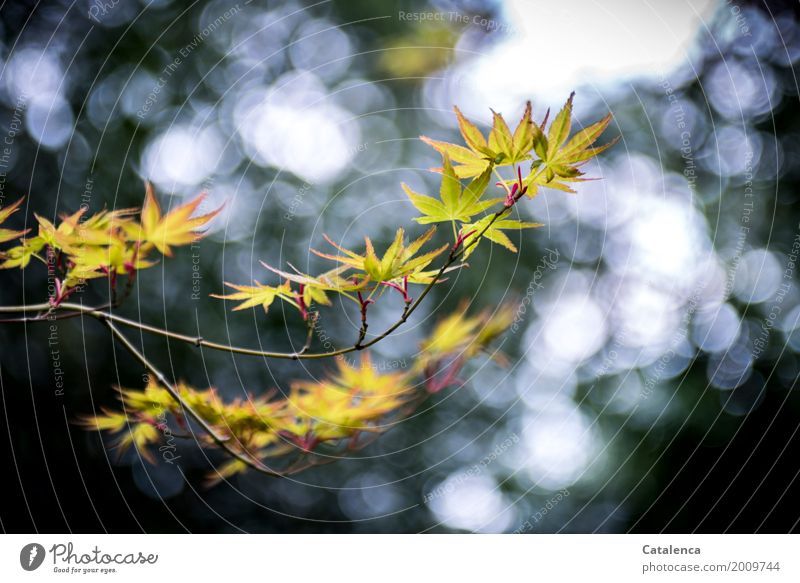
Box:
xmin=1 ymin=534 xmax=796 ymax=582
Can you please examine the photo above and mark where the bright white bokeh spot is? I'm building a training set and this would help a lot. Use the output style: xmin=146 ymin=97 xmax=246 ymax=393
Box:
xmin=702 ymin=125 xmax=762 ymax=177
xmin=543 ymin=294 xmax=607 ymax=362
xmin=733 ymin=249 xmax=783 ymax=304
xmin=142 ymin=125 xmax=223 ymax=189
xmin=629 ymin=201 xmax=693 ymax=276
xmin=120 ymin=70 xmax=161 ymax=119
xmin=429 ymin=475 xmax=512 ymax=533
xmin=613 ymin=281 xmax=680 ymax=348
xmin=780 ymin=305 xmax=800 ymax=333
xmin=447 ymin=0 xmax=716 ymax=113
xmin=706 ymin=58 xmax=781 ymax=121
xmin=567 ymin=178 xmax=637 ymax=230
xmin=4 ymin=48 xmax=64 ymax=102
xmin=25 ymin=94 xmax=74 ymax=150
xmin=524 ymin=402 xmax=599 ymax=490
xmin=235 ymin=72 xmax=359 ymax=184
xmin=707 ymin=342 xmax=753 ymax=389
xmin=516 ymin=365 xmax=578 ymax=411
xmin=691 ymin=303 xmax=741 ymax=353
xmin=288 ymin=19 xmax=353 ymax=80
xmin=612 ymin=196 xmax=708 ymax=287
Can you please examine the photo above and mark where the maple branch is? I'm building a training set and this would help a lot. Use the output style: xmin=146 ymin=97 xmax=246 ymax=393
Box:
xmin=102 ymin=318 xmax=284 ymax=478
xmin=0 ymin=200 xmax=511 ymax=479
xmin=0 ymin=300 xmax=116 ymax=323
xmin=289 ymin=311 xmax=317 ymax=359
xmin=0 ymin=194 xmax=518 ymax=361
xmin=354 ymin=291 xmax=374 ymax=349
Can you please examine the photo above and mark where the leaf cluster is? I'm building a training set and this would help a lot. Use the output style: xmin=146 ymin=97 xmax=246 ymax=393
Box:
xmin=79 ymin=304 xmax=514 ymax=479
xmin=0 ymin=183 xmax=220 ymax=305
xmin=0 ymin=95 xmax=615 ymax=480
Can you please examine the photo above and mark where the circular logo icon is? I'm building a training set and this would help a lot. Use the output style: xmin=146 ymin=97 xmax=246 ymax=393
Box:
xmin=20 ymin=543 xmax=46 ymax=571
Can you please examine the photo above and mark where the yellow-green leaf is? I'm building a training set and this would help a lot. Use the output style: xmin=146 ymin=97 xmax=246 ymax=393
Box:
xmin=512 ymin=101 xmax=534 ymax=159
xmin=488 ymin=110 xmax=513 ymax=157
xmin=211 ymin=280 xmax=296 ymax=312
xmin=440 ymin=155 xmax=461 ymax=210
xmin=454 ymin=105 xmax=490 ymax=154
xmin=139 ymin=182 xmax=222 ymax=256
xmin=547 ymin=92 xmax=574 ymax=159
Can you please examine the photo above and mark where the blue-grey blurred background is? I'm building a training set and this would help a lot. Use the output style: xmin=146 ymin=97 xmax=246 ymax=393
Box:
xmin=1 ymin=0 xmax=799 ymax=532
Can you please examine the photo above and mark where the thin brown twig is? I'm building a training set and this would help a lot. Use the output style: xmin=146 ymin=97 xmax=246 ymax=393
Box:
xmin=289 ymin=312 xmax=317 ymax=359
xmin=102 ymin=318 xmax=284 ymax=477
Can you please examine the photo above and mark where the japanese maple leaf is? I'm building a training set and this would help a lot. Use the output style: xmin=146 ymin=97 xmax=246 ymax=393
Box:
xmin=312 ymin=227 xmax=448 ymax=285
xmin=0 ymin=236 xmax=45 ymax=270
xmin=459 ymin=216 xmax=543 ymax=258
xmin=137 ymin=182 xmax=222 ymax=256
xmin=36 ymin=207 xmax=139 ymax=253
xmin=260 ymin=263 xmax=365 ymax=308
xmin=526 ymin=93 xmax=618 ymax=194
xmin=0 ymin=197 xmax=30 ymax=244
xmin=279 ymin=353 xmax=412 ymax=445
xmin=69 ymin=235 xmax=156 ymax=277
xmin=402 ymin=156 xmax=503 ymax=225
xmin=211 ymin=280 xmax=296 ymax=312
xmin=417 ymin=301 xmax=516 ymax=374
xmin=420 ymin=102 xmax=537 ymax=178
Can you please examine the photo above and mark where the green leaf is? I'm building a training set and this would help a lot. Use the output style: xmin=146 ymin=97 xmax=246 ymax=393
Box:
xmin=0 ymin=197 xmax=30 ymax=244
xmin=0 ymin=197 xmax=24 ymax=225
xmin=419 ymin=136 xmax=482 ymax=166
xmin=547 ymin=92 xmax=574 ymax=159
xmin=559 ymin=113 xmax=613 ymax=161
xmin=363 ymin=237 xmax=383 ymax=280
xmin=531 ymin=120 xmax=548 ymax=161
xmin=403 ymin=183 xmax=449 ymax=224
xmin=522 ymin=95 xmax=616 ymax=194
xmin=0 ymin=236 xmax=46 ymax=269
xmin=380 ymin=228 xmax=405 ymax=277
xmin=493 ymin=218 xmax=544 ymax=231
xmin=404 ymin=166 xmax=502 ymax=225
xmin=0 ymin=228 xmax=30 ymax=244
xmin=421 ymin=104 xmax=524 ymax=177
xmin=211 ymin=280 xmax=296 ymax=312
xmin=567 ymin=138 xmax=619 ymax=163
xmin=512 ymin=101 xmax=534 ymax=159
xmin=482 ymin=226 xmax=516 ymax=251
xmin=461 ymin=167 xmax=492 ymax=207
xmin=454 ymin=105 xmax=490 ymax=155
xmin=313 ymin=228 xmax=447 ymax=284
xmin=420 ymin=135 xmax=492 ymax=178
xmin=460 ymin=216 xmax=543 ymax=258
xmin=488 ymin=110 xmax=513 ymax=158
xmin=451 ymin=162 xmax=494 ymax=179
xmin=440 ymin=155 xmax=461 ymax=210
xmin=551 ymin=164 xmax=582 ymax=178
